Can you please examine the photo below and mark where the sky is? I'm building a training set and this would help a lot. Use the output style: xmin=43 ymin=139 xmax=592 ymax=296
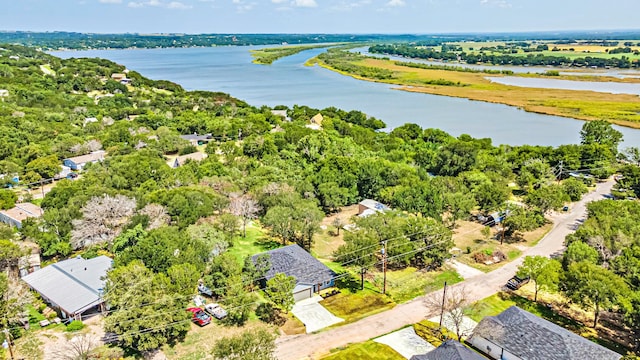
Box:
xmin=1 ymin=0 xmax=639 ymax=34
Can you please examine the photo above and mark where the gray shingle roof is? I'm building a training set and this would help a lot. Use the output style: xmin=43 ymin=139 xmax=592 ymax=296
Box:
xmin=22 ymin=256 xmax=113 ymax=315
xmin=411 ymin=340 xmax=486 ymax=360
xmin=252 ymin=244 xmax=334 ymax=286
xmin=469 ymin=306 xmax=621 ymax=360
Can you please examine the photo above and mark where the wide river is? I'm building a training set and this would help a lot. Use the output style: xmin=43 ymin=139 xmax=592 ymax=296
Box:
xmin=52 ymin=47 xmax=640 ymax=148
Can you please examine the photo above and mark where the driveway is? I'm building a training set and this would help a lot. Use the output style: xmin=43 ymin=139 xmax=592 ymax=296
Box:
xmin=374 ymin=327 xmax=434 ymax=359
xmin=275 ymin=179 xmax=615 ymax=360
xmin=291 ymin=296 xmax=344 ymax=333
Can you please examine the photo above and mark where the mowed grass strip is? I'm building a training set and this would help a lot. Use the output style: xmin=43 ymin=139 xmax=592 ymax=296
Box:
xmin=316 ymin=55 xmax=640 ymax=128
xmin=321 ymin=341 xmax=405 ymax=360
xmin=322 ymin=290 xmax=396 ymax=325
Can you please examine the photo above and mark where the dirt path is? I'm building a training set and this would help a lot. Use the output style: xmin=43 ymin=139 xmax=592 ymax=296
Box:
xmin=275 ymin=179 xmax=615 ymax=360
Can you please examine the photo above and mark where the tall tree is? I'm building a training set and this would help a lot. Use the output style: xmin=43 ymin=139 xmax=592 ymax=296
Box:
xmin=228 ymin=193 xmax=261 ymax=238
xmin=517 ymin=256 xmax=561 ymax=302
xmin=103 ymin=261 xmax=190 ymax=351
xmin=71 ymin=194 xmax=137 ymax=249
xmin=562 ymin=261 xmax=628 ymax=327
xmin=265 ymin=273 xmax=296 ymax=313
xmin=580 ymin=120 xmax=623 ymax=154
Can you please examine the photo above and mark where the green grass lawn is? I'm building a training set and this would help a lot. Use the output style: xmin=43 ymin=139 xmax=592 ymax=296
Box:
xmin=384 ymin=268 xmax=463 ymax=303
xmin=321 ymin=341 xmax=404 ymax=360
xmin=321 ymin=289 xmax=395 ymax=325
xmin=226 ymin=224 xmax=280 ymax=262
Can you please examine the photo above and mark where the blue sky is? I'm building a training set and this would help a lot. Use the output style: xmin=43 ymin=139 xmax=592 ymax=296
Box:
xmin=2 ymin=0 xmax=639 ymax=34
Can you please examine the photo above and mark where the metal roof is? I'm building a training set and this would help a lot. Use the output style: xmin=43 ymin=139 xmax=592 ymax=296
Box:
xmin=22 ymin=256 xmax=113 ymax=315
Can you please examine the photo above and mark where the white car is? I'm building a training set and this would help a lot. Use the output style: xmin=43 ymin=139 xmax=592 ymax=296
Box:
xmin=193 ymin=295 xmax=206 ymax=307
xmin=204 ymin=303 xmax=228 ymax=320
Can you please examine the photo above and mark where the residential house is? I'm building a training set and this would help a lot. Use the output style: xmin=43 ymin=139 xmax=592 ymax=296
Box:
xmin=180 ymin=133 xmax=214 ymax=146
xmin=252 ymin=244 xmax=335 ymax=302
xmin=410 ymin=340 xmax=486 ymax=360
xmin=83 ymin=117 xmax=98 ymax=126
xmin=468 ymin=306 xmax=621 ymax=360
xmin=0 ymin=203 xmax=43 ymax=228
xmin=270 ymin=109 xmax=291 ymax=121
xmin=63 ymin=150 xmax=106 ymax=171
xmin=22 ymin=256 xmax=113 ymax=320
xmin=358 ymin=199 xmax=390 ymax=217
xmin=305 ymin=113 xmax=324 ymax=130
xmin=169 ymin=152 xmax=207 ymax=168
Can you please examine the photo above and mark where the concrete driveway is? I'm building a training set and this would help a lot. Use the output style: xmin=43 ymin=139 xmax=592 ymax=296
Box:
xmin=291 ymin=296 xmax=344 ymax=333
xmin=374 ymin=327 xmax=434 ymax=359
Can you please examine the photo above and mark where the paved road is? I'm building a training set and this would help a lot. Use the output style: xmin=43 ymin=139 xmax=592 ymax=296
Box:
xmin=275 ymin=180 xmax=615 ymax=360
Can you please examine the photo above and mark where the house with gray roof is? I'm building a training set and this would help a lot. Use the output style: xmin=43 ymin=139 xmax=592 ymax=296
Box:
xmin=468 ymin=306 xmax=621 ymax=360
xmin=22 ymin=256 xmax=113 ymax=320
xmin=411 ymin=340 xmax=486 ymax=360
xmin=252 ymin=244 xmax=335 ymax=302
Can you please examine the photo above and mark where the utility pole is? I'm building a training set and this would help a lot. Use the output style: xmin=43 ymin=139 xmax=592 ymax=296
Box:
xmin=557 ymin=160 xmax=564 ymax=183
xmin=381 ymin=241 xmax=388 ymax=295
xmin=360 ymin=266 xmax=366 ymax=291
xmin=3 ymin=329 xmax=15 ymax=360
xmin=439 ymin=281 xmax=447 ymax=329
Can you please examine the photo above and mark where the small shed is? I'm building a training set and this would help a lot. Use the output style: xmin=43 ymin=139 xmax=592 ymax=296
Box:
xmin=358 ymin=199 xmax=390 ymax=217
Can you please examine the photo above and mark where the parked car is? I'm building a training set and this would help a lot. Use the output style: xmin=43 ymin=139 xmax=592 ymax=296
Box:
xmin=204 ymin=303 xmax=228 ymax=320
xmin=186 ymin=307 xmax=211 ymax=326
xmin=198 ymin=283 xmax=213 ymax=297
xmin=193 ymin=295 xmax=206 ymax=307
xmin=506 ymin=275 xmax=530 ymax=290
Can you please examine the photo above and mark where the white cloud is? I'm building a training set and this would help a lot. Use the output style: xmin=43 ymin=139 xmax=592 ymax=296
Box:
xmin=292 ymin=0 xmax=317 ymax=7
xmin=387 ymin=0 xmax=405 ymax=6
xmin=167 ymin=1 xmax=192 ymax=8
xmin=99 ymin=0 xmax=122 ymax=3
xmin=127 ymin=0 xmax=192 ymax=8
xmin=330 ymin=0 xmax=371 ymax=12
xmin=480 ymin=0 xmax=511 ymax=8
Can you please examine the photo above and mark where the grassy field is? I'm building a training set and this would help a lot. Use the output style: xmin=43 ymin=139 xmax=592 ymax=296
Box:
xmin=382 ymin=268 xmax=463 ymax=303
xmin=312 ymin=52 xmax=640 ymax=128
xmin=321 ymin=341 xmax=404 ymax=360
xmin=322 ymin=288 xmax=396 ymax=325
xmin=226 ymin=223 xmax=280 ymax=262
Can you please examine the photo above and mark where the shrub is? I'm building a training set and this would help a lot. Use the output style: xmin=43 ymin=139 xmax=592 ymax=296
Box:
xmin=66 ymin=320 xmax=85 ymax=332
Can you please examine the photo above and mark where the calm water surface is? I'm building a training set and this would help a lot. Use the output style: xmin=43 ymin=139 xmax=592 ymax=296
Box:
xmin=488 ymin=76 xmax=640 ymax=95
xmin=51 ymin=47 xmax=640 ymax=147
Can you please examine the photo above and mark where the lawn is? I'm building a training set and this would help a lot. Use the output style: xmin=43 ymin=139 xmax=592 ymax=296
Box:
xmin=163 ymin=321 xmax=274 ymax=360
xmin=321 ymin=341 xmax=404 ymax=360
xmin=226 ymin=223 xmax=280 ymax=262
xmin=321 ymin=289 xmax=395 ymax=325
xmin=383 ymin=268 xmax=463 ymax=303
xmin=312 ymin=205 xmax=359 ymax=260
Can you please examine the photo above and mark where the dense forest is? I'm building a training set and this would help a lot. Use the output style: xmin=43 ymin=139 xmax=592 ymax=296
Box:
xmin=1 ymin=43 xmax=640 ymax=356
